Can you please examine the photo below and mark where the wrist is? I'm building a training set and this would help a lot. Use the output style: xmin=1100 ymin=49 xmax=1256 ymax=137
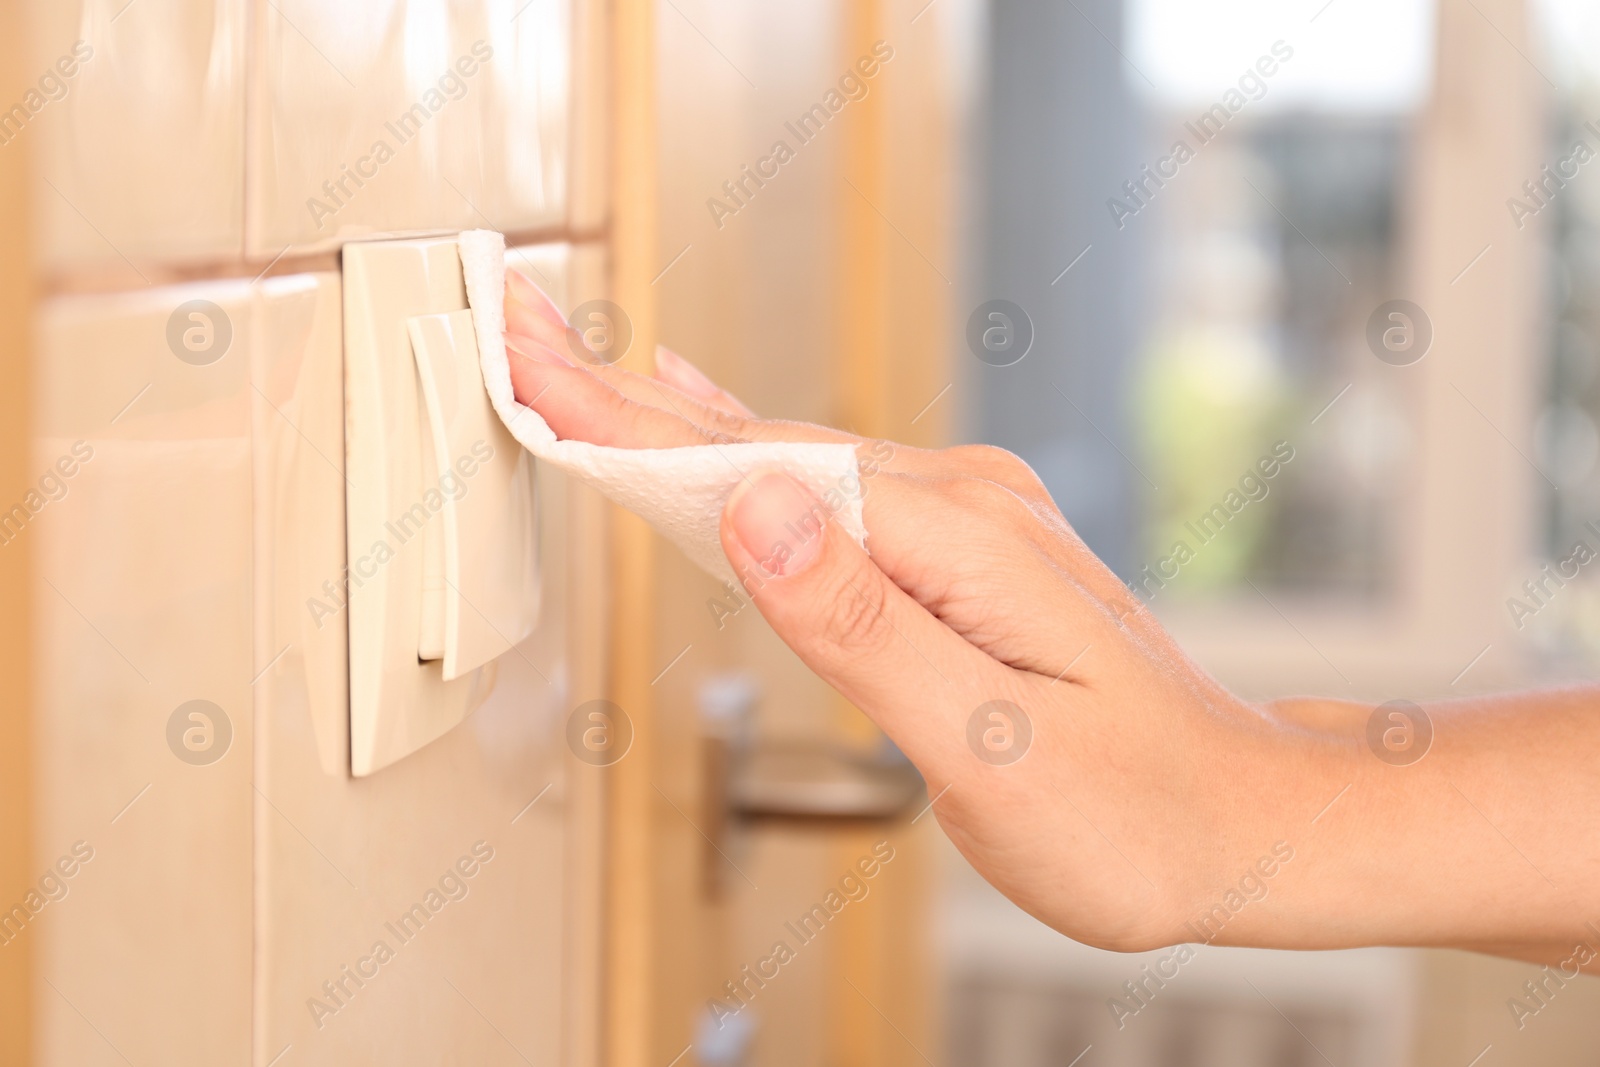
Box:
xmin=1167 ymin=696 xmax=1368 ymax=949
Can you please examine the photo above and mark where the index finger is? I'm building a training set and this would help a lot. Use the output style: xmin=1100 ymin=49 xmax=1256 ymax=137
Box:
xmin=509 ymin=343 xmax=736 ymax=449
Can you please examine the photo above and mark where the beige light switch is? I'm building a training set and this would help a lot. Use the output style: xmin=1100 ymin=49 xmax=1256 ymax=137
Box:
xmin=344 ymin=235 xmax=560 ymax=776
xmin=407 ymin=309 xmax=540 ymax=680
xmin=344 ymin=237 xmax=483 ymax=775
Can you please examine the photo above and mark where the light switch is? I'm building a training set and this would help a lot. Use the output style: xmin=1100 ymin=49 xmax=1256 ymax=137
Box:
xmin=343 ymin=235 xmax=543 ymax=776
xmin=407 ymin=310 xmax=540 ymax=680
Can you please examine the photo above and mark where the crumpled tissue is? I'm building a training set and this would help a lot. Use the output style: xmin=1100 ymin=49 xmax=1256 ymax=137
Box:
xmin=458 ymin=229 xmax=867 ymax=583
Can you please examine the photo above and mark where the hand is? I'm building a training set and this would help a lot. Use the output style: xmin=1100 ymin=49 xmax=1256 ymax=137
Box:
xmin=503 ymin=271 xmax=1600 ymax=961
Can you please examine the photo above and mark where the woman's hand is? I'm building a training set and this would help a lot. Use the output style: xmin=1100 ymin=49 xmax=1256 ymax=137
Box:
xmin=503 ymin=271 xmax=1600 ymax=961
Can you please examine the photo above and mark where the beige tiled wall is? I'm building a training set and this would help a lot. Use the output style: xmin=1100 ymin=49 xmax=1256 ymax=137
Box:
xmin=27 ymin=0 xmax=247 ymax=277
xmin=27 ymin=0 xmax=601 ymax=276
xmin=33 ymin=280 xmax=257 ymax=1063
xmin=30 ymin=229 xmax=597 ymax=1066
xmin=246 ymin=0 xmax=574 ymax=256
xmin=25 ymin=0 xmax=607 ymax=1056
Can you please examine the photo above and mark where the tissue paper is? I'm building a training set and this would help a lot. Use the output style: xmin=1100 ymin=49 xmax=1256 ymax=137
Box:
xmin=459 ymin=229 xmax=868 ymax=584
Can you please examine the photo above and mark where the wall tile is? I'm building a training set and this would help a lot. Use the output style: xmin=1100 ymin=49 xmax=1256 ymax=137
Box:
xmin=247 ymin=0 xmax=571 ymax=256
xmin=31 ymin=278 xmax=255 ymax=1064
xmin=25 ymin=0 xmax=245 ymax=278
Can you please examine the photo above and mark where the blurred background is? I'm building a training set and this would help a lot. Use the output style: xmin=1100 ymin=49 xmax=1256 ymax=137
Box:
xmin=3 ymin=0 xmax=1600 ymax=1064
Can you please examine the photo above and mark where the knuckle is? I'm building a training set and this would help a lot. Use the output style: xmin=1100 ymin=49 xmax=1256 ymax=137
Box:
xmin=813 ymin=567 xmax=897 ymax=660
xmin=938 ymin=474 xmax=1030 ymax=524
xmin=701 ymin=427 xmax=745 ymax=446
xmin=598 ymin=382 xmax=640 ymax=427
xmin=947 ymin=444 xmax=1050 ymax=500
xmin=697 ymin=402 xmax=753 ymax=439
xmin=947 ymin=443 xmax=1026 ymax=476
xmin=937 ymin=473 xmax=1002 ymax=507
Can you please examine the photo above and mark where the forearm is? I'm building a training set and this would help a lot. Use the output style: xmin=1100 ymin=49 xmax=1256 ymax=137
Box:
xmin=1203 ymin=689 xmax=1600 ymax=967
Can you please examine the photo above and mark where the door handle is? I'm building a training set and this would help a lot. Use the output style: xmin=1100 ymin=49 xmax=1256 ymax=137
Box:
xmin=696 ymin=677 xmax=925 ymax=898
xmin=730 ymin=742 xmax=924 ymax=822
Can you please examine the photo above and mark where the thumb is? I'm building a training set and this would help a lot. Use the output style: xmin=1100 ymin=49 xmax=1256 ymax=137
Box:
xmin=718 ymin=471 xmax=997 ymax=751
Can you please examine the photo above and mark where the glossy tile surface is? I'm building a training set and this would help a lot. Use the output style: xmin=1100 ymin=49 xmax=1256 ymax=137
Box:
xmin=32 ymin=278 xmax=256 ymax=1064
xmin=27 ymin=0 xmax=246 ymax=277
xmin=32 ymin=263 xmax=576 ymax=1062
xmin=247 ymin=0 xmax=571 ymax=256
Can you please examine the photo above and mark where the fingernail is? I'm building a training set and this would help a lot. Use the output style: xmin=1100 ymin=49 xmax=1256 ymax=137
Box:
xmin=505 ymin=269 xmax=567 ymax=327
xmin=656 ymin=346 xmax=721 ymax=400
xmin=728 ymin=472 xmax=825 ymax=577
xmin=505 ymin=332 xmax=575 ymax=367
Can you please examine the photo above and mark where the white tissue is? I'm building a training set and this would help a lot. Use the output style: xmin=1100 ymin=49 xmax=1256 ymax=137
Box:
xmin=459 ymin=230 xmax=867 ymax=584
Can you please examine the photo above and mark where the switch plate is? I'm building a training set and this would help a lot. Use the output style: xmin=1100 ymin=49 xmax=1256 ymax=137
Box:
xmin=408 ymin=309 xmax=540 ymax=680
xmin=343 ymin=236 xmax=525 ymax=776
